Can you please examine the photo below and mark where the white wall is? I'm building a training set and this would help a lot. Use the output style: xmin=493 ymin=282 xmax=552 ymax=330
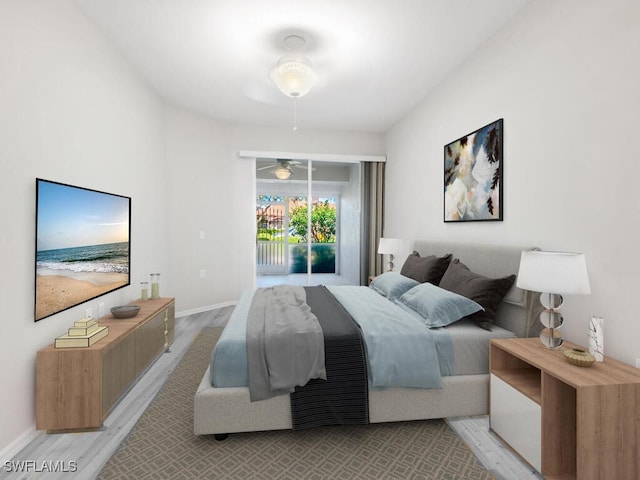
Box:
xmin=0 ymin=0 xmax=167 ymax=455
xmin=384 ymin=0 xmax=640 ymax=365
xmin=164 ymin=106 xmax=384 ymax=312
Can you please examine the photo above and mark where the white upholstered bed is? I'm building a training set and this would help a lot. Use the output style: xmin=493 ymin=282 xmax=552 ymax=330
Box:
xmin=194 ymin=240 xmax=538 ymax=437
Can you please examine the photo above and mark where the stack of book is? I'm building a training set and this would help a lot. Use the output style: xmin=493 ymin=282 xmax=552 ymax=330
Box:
xmin=54 ymin=317 xmax=109 ymax=349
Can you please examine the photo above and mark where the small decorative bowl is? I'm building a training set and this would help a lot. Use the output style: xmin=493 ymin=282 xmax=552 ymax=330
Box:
xmin=111 ymin=305 xmax=140 ymax=319
xmin=563 ymin=347 xmax=595 ymax=367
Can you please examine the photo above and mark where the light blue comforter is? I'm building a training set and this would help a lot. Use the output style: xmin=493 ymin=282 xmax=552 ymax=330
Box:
xmin=327 ymin=286 xmax=442 ymax=389
xmin=210 ymin=289 xmax=253 ymax=388
xmin=211 ymin=286 xmax=444 ymax=390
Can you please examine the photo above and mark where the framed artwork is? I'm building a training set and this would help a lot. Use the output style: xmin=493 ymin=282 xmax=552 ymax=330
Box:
xmin=444 ymin=118 xmax=503 ymax=222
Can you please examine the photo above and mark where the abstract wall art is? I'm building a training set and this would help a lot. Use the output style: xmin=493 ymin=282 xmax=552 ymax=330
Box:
xmin=444 ymin=118 xmax=503 ymax=222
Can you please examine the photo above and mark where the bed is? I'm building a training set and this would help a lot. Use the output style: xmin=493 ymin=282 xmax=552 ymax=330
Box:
xmin=194 ymin=240 xmax=539 ymax=437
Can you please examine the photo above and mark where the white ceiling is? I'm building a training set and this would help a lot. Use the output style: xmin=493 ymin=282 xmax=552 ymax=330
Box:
xmin=76 ymin=0 xmax=531 ymax=133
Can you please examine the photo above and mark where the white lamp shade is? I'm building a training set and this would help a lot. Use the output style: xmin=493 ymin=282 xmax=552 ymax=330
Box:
xmin=516 ymin=251 xmax=591 ymax=295
xmin=377 ymin=238 xmax=404 ymax=255
xmin=270 ymin=57 xmax=318 ymax=98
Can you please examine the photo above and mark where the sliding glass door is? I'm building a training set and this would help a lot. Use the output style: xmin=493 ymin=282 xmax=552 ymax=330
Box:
xmin=255 ymin=195 xmax=288 ymax=274
xmin=288 ymin=195 xmax=337 ymax=274
xmin=255 ymin=158 xmax=360 ymax=286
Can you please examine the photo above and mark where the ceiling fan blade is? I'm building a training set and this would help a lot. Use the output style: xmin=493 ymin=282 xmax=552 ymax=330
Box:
xmin=292 ymin=164 xmax=316 ymax=171
xmin=256 ymin=164 xmax=276 ymax=171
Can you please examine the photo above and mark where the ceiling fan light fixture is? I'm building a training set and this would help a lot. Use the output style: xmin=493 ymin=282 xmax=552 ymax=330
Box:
xmin=274 ymin=165 xmax=292 ymax=179
xmin=270 ymin=56 xmax=318 ymax=98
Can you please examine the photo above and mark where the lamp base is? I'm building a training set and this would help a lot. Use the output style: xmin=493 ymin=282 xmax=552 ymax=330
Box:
xmin=540 ymin=327 xmax=564 ymax=349
xmin=539 ymin=293 xmax=564 ymax=349
xmin=387 ymin=254 xmax=395 ymax=272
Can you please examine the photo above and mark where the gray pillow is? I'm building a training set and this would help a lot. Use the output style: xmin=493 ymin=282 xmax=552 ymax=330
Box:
xmin=400 ymin=251 xmax=452 ymax=284
xmin=438 ymin=259 xmax=516 ymax=323
xmin=370 ymin=272 xmax=420 ymax=301
xmin=395 ymin=283 xmax=484 ymax=328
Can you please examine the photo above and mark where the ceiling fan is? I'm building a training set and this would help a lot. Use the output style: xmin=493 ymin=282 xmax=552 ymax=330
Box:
xmin=256 ymin=159 xmax=313 ymax=179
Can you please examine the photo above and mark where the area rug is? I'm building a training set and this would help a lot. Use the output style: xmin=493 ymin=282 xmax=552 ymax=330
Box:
xmin=98 ymin=326 xmax=494 ymax=480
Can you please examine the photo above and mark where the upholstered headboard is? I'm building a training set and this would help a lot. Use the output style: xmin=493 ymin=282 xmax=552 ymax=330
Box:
xmin=412 ymin=240 xmax=539 ymax=338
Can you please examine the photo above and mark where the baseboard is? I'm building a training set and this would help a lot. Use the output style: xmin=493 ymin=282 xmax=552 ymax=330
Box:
xmin=176 ymin=301 xmax=237 ymax=318
xmin=0 ymin=427 xmax=40 ymax=463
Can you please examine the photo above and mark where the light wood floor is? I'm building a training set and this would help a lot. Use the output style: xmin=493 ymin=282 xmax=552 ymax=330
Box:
xmin=2 ymin=308 xmax=542 ymax=480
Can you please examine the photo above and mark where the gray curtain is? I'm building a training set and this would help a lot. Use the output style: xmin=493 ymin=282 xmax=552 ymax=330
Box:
xmin=360 ymin=161 xmax=385 ymax=285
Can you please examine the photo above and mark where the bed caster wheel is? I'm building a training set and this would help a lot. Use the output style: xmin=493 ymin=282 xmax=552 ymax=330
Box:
xmin=214 ymin=434 xmax=229 ymax=441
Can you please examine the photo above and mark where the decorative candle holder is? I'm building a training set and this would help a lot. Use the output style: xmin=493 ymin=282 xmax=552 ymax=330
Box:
xmin=150 ymin=273 xmax=160 ymax=299
xmin=140 ymin=281 xmax=149 ymax=301
xmin=563 ymin=347 xmax=595 ymax=367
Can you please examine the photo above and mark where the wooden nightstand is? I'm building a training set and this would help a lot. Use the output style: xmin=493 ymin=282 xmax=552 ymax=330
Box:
xmin=490 ymin=337 xmax=640 ymax=480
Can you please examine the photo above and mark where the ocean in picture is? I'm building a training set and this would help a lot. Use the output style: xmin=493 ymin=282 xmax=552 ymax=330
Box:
xmin=36 ymin=241 xmax=129 ymax=275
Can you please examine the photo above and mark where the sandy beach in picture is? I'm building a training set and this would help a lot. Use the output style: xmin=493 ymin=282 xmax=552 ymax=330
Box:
xmin=35 ymin=179 xmax=130 ymax=321
xmin=36 ymin=270 xmax=128 ymax=320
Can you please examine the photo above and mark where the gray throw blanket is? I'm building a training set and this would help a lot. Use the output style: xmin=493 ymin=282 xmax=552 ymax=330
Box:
xmin=247 ymin=286 xmax=326 ymax=402
xmin=290 ymin=286 xmax=369 ymax=429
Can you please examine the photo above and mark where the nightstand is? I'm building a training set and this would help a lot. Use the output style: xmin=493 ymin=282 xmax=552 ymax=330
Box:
xmin=490 ymin=337 xmax=640 ymax=480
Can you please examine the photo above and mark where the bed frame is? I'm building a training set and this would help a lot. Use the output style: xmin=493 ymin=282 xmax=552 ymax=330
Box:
xmin=194 ymin=241 xmax=537 ymax=437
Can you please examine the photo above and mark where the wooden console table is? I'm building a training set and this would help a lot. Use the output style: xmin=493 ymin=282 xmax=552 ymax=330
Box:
xmin=36 ymin=297 xmax=175 ymax=432
xmin=490 ymin=337 xmax=640 ymax=480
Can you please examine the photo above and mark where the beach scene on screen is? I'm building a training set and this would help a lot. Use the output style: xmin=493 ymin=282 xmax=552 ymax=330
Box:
xmin=35 ymin=181 xmax=130 ymax=320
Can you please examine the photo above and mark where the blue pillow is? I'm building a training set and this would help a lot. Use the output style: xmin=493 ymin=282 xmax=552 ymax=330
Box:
xmin=370 ymin=272 xmax=420 ymax=301
xmin=395 ymin=283 xmax=484 ymax=328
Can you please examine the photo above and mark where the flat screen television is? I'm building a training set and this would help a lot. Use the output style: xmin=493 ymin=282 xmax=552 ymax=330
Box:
xmin=35 ymin=178 xmax=131 ymax=321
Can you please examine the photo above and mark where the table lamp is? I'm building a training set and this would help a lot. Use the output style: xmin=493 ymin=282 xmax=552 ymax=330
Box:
xmin=516 ymin=250 xmax=590 ymax=348
xmin=377 ymin=238 xmax=404 ymax=271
